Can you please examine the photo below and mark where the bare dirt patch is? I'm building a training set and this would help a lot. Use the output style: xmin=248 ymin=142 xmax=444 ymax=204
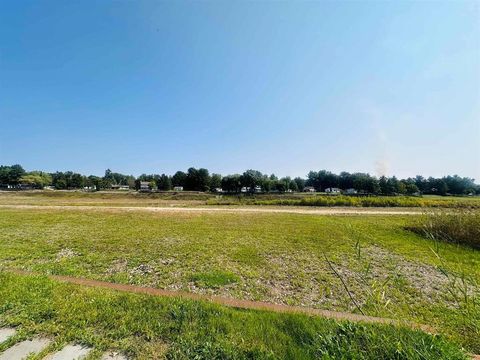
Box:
xmin=56 ymin=248 xmax=79 ymax=261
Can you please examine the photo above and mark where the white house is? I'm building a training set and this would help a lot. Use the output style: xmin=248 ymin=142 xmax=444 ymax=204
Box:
xmin=140 ymin=181 xmax=150 ymax=191
xmin=325 ymin=187 xmax=341 ymax=194
xmin=345 ymin=188 xmax=357 ymax=195
xmin=173 ymin=186 xmax=183 ymax=191
xmin=111 ymin=184 xmax=129 ymax=191
xmin=303 ymin=186 xmax=316 ymax=192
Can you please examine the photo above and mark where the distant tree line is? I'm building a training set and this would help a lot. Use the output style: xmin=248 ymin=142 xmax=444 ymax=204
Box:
xmin=0 ymin=164 xmax=478 ymax=196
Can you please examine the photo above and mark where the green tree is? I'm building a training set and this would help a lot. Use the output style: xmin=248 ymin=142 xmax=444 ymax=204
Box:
xmin=210 ymin=173 xmax=222 ymax=190
xmin=0 ymin=164 xmax=26 ymax=185
xmin=156 ymin=174 xmax=172 ymax=191
xmin=172 ymin=171 xmax=187 ymax=187
xmin=185 ymin=168 xmax=210 ymax=191
xmin=221 ymin=175 xmax=242 ymax=193
xmin=397 ymin=181 xmax=407 ymax=195
xmin=405 ymin=183 xmax=419 ymax=195
xmin=19 ymin=172 xmax=52 ymax=189
xmin=293 ymin=177 xmax=305 ymax=191
xmin=240 ymin=170 xmax=264 ymax=193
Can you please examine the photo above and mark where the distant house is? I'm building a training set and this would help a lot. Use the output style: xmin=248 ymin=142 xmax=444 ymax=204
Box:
xmin=17 ymin=184 xmax=33 ymax=190
xmin=111 ymin=184 xmax=129 ymax=191
xmin=303 ymin=186 xmax=316 ymax=192
xmin=325 ymin=187 xmax=341 ymax=194
xmin=240 ymin=186 xmax=262 ymax=193
xmin=214 ymin=188 xmax=223 ymax=193
xmin=140 ymin=181 xmax=150 ymax=192
xmin=345 ymin=188 xmax=357 ymax=195
xmin=173 ymin=186 xmax=183 ymax=191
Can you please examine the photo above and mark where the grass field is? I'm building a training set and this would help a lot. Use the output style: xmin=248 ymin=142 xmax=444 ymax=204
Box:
xmin=1 ymin=190 xmax=479 ymax=208
xmin=0 ymin=272 xmax=467 ymax=360
xmin=0 ymin=205 xmax=478 ymax=356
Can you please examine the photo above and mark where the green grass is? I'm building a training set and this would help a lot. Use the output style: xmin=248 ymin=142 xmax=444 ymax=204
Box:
xmin=0 ymin=272 xmax=468 ymax=359
xmin=190 ymin=271 xmax=239 ymax=288
xmin=0 ymin=208 xmax=479 ymax=353
xmin=0 ymin=190 xmax=214 ymax=207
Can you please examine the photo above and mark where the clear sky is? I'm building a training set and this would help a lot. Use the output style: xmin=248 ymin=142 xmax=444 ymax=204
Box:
xmin=1 ymin=0 xmax=479 ymax=180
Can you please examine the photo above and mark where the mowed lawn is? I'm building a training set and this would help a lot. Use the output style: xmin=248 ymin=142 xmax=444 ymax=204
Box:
xmin=0 ymin=208 xmax=479 ymax=353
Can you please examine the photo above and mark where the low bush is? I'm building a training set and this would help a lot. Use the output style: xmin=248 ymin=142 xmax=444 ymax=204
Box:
xmin=207 ymin=195 xmax=480 ymax=208
xmin=408 ymin=210 xmax=480 ymax=249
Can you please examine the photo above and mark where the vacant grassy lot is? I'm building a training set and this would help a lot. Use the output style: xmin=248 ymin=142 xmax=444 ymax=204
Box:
xmin=0 ymin=272 xmax=467 ymax=360
xmin=0 ymin=191 xmax=212 ymax=207
xmin=1 ymin=191 xmax=479 ymax=208
xmin=0 ymin=207 xmax=478 ymax=353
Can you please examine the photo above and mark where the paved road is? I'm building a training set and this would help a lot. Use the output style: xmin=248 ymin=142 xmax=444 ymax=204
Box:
xmin=0 ymin=204 xmax=423 ymax=215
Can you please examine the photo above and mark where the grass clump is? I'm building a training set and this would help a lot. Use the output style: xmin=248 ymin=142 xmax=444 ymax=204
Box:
xmin=409 ymin=210 xmax=480 ymax=249
xmin=190 ymin=271 xmax=239 ymax=288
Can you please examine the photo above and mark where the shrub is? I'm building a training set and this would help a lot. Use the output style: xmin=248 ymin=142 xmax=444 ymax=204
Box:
xmin=408 ymin=210 xmax=480 ymax=249
xmin=207 ymin=195 xmax=480 ymax=208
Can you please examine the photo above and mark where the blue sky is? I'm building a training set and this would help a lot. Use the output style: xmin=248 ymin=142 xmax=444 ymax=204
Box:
xmin=1 ymin=1 xmax=479 ymax=179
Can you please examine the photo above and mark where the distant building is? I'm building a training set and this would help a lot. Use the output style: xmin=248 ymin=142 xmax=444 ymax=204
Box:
xmin=17 ymin=184 xmax=33 ymax=190
xmin=240 ymin=186 xmax=262 ymax=193
xmin=325 ymin=187 xmax=341 ymax=194
xmin=173 ymin=186 xmax=183 ymax=191
xmin=111 ymin=184 xmax=129 ymax=191
xmin=214 ymin=188 xmax=223 ymax=193
xmin=140 ymin=181 xmax=150 ymax=192
xmin=303 ymin=186 xmax=316 ymax=192
xmin=345 ymin=188 xmax=357 ymax=195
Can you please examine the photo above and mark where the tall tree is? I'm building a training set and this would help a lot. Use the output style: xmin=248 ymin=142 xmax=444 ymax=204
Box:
xmin=156 ymin=174 xmax=172 ymax=191
xmin=210 ymin=173 xmax=222 ymax=189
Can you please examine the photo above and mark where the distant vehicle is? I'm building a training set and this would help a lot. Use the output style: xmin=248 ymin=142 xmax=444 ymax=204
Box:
xmin=303 ymin=186 xmax=315 ymax=192
xmin=345 ymin=188 xmax=357 ymax=195
xmin=173 ymin=186 xmax=183 ymax=191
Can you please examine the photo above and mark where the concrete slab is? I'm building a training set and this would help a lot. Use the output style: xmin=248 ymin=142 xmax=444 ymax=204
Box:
xmin=0 ymin=328 xmax=16 ymax=343
xmin=0 ymin=337 xmax=50 ymax=360
xmin=101 ymin=351 xmax=128 ymax=360
xmin=46 ymin=344 xmax=91 ymax=359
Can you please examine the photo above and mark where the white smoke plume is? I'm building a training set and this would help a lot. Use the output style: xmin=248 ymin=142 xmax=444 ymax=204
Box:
xmin=364 ymin=103 xmax=390 ymax=177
